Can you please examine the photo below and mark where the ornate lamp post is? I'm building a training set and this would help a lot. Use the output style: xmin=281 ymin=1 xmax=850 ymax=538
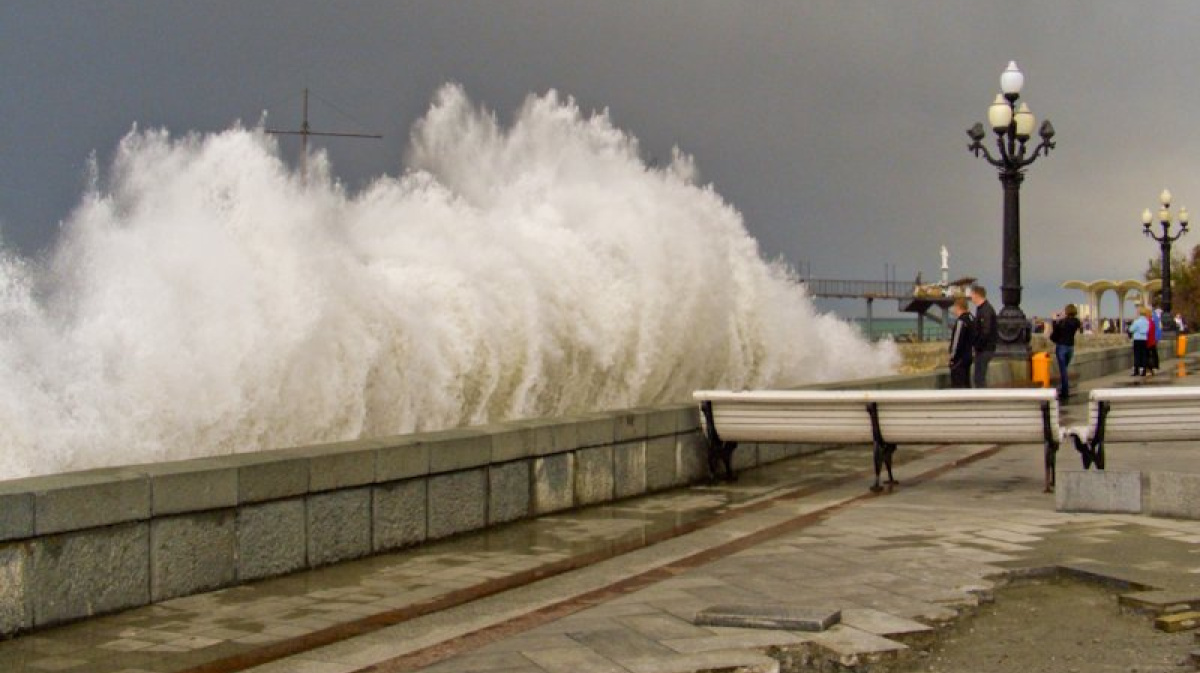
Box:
xmin=966 ymin=61 xmax=1057 ymax=358
xmin=1141 ymin=189 xmax=1189 ymax=334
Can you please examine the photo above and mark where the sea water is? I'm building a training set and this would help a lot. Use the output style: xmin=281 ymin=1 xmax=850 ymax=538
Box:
xmin=0 ymin=84 xmax=897 ymax=479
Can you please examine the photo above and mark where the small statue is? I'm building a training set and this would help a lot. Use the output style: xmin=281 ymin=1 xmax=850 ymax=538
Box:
xmin=940 ymin=245 xmax=949 ymax=271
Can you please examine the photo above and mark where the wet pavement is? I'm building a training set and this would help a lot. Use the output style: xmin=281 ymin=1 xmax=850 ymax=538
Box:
xmin=3 ymin=352 xmax=1200 ymax=673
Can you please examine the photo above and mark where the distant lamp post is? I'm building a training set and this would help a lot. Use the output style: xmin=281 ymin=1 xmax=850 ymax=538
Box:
xmin=966 ymin=61 xmax=1057 ymax=358
xmin=1141 ymin=189 xmax=1189 ymax=333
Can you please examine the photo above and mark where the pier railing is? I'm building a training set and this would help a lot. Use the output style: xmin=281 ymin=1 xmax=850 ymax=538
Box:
xmin=799 ymin=279 xmax=915 ymax=300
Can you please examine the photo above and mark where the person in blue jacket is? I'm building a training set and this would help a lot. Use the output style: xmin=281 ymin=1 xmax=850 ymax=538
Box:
xmin=1128 ymin=307 xmax=1151 ymax=377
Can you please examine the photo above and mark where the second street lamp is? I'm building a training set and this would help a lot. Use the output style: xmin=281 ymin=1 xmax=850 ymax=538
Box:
xmin=966 ymin=61 xmax=1057 ymax=359
xmin=1142 ymin=189 xmax=1189 ymax=334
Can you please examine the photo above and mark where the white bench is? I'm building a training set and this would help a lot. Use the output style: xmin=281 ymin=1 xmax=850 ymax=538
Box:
xmin=694 ymin=389 xmax=1065 ymax=492
xmin=1066 ymin=386 xmax=1200 ymax=469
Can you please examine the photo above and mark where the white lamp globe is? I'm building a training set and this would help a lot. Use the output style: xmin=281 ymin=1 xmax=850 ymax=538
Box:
xmin=1000 ymin=61 xmax=1024 ymax=96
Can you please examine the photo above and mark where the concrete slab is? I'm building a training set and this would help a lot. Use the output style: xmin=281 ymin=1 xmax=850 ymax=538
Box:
xmin=144 ymin=457 xmax=237 ymax=516
xmin=306 ymin=440 xmax=379 ymax=492
xmin=307 ymin=488 xmax=371 ymax=567
xmin=28 ymin=469 xmax=150 ymax=535
xmin=0 ymin=544 xmax=28 ymax=635
xmin=0 ymin=490 xmax=33 ymax=542
xmin=375 ymin=437 xmax=429 ymax=482
xmin=532 ymin=454 xmax=574 ymax=515
xmin=428 ymin=429 xmax=493 ymax=475
xmin=1055 ymin=469 xmax=1142 ymax=514
xmin=373 ymin=478 xmax=427 ymax=551
xmin=236 ymin=498 xmax=306 ymax=581
xmin=614 ymin=441 xmax=648 ymax=499
xmin=489 ymin=461 xmax=531 ymax=525
xmin=575 ymin=445 xmax=615 ymax=506
xmin=428 ymin=469 xmax=487 ymax=539
xmin=150 ymin=511 xmax=236 ymax=602
xmin=693 ymin=604 xmax=840 ymax=632
xmin=29 ymin=522 xmax=149 ymax=627
xmin=1147 ymin=471 xmax=1200 ymax=520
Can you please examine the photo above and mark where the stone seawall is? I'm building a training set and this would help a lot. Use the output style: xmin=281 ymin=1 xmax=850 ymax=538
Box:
xmin=0 ymin=341 xmax=1177 ymax=637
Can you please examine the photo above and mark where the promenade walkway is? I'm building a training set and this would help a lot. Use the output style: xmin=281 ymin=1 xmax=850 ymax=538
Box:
xmin=3 ymin=357 xmax=1199 ymax=673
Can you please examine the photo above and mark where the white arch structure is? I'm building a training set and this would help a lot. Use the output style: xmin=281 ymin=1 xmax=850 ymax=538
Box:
xmin=1061 ymin=279 xmax=1162 ymax=327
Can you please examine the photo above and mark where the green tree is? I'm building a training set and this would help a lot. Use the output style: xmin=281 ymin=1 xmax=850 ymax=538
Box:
xmin=1145 ymin=244 xmax=1200 ymax=326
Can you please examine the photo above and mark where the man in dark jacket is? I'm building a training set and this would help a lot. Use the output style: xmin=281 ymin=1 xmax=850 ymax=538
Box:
xmin=971 ymin=285 xmax=998 ymax=388
xmin=949 ymin=297 xmax=975 ymax=388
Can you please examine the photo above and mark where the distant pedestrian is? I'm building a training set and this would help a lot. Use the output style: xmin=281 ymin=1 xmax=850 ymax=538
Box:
xmin=1177 ymin=314 xmax=1187 ymax=333
xmin=948 ymin=297 xmax=975 ymax=389
xmin=1128 ymin=307 xmax=1151 ymax=377
xmin=1147 ymin=307 xmax=1162 ymax=376
xmin=970 ymin=285 xmax=998 ymax=388
xmin=1050 ymin=304 xmax=1082 ymax=400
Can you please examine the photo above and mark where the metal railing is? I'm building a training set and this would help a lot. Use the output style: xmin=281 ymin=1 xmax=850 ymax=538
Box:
xmin=799 ymin=279 xmax=915 ymax=299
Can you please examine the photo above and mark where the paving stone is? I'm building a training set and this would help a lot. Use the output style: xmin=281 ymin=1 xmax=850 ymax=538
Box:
xmin=523 ymin=646 xmax=627 ymax=673
xmin=615 ymin=613 xmax=712 ymax=640
xmin=236 ymin=498 xmax=306 ymax=581
xmin=806 ymin=624 xmax=908 ymax=664
xmin=373 ymin=478 xmax=427 ymax=551
xmin=838 ymin=608 xmax=933 ymax=639
xmin=694 ymin=604 xmax=840 ymax=632
xmin=1156 ymin=611 xmax=1200 ymax=632
xmin=623 ymin=650 xmax=781 ymax=673
xmin=1120 ymin=589 xmax=1200 ymax=614
xmin=307 ymin=488 xmax=371 ymax=567
xmin=661 ymin=629 xmax=810 ymax=654
xmin=150 ymin=511 xmax=236 ymax=602
xmin=428 ymin=469 xmax=487 ymax=539
xmin=568 ymin=627 xmax=676 ymax=666
xmin=489 ymin=462 xmax=531 ymax=525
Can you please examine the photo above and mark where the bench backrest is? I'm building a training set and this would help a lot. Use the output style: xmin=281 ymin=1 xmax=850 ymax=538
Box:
xmin=1088 ymin=387 xmax=1200 ymax=442
xmin=694 ymin=389 xmax=1060 ymax=445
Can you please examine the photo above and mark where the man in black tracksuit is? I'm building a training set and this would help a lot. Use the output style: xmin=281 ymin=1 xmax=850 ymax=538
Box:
xmin=949 ymin=297 xmax=975 ymax=388
xmin=971 ymin=285 xmax=998 ymax=388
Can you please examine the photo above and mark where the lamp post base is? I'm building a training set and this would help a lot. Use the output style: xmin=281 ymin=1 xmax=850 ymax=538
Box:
xmin=995 ymin=304 xmax=1032 ymax=360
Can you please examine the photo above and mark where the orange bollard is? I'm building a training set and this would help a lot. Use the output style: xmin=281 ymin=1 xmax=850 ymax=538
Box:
xmin=1178 ymin=334 xmax=1188 ymax=358
xmin=1031 ymin=351 xmax=1051 ymax=388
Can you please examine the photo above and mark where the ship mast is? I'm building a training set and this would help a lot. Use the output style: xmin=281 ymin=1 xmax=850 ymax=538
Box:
xmin=265 ymin=88 xmax=382 ymax=183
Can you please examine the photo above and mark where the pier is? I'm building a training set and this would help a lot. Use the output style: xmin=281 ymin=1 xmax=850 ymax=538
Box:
xmin=800 ymin=277 xmax=962 ymax=341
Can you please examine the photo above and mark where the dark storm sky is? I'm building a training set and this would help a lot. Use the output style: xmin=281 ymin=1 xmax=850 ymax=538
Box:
xmin=3 ymin=1 xmax=1199 ymax=317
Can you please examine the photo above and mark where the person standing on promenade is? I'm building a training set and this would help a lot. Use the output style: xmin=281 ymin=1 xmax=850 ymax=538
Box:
xmin=1147 ymin=307 xmax=1162 ymax=376
xmin=970 ymin=285 xmax=998 ymax=388
xmin=948 ymin=297 xmax=975 ymax=388
xmin=1050 ymin=304 xmax=1082 ymax=400
xmin=1128 ymin=307 xmax=1151 ymax=377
